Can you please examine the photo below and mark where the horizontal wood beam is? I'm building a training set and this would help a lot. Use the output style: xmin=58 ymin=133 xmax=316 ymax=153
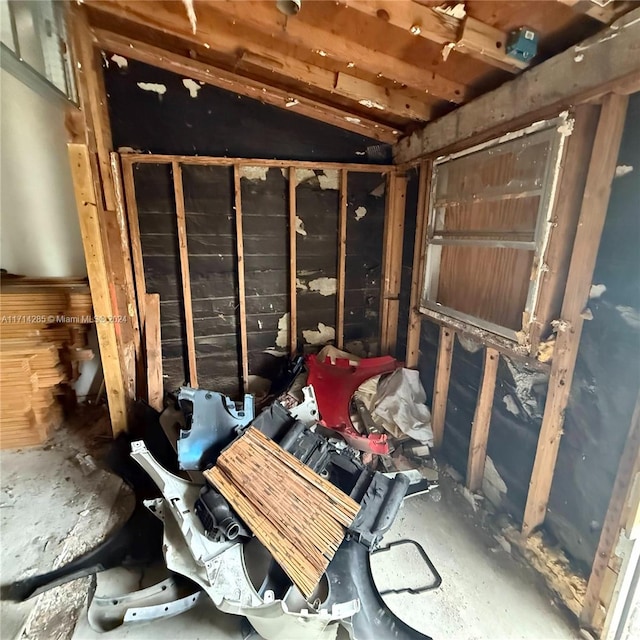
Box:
xmin=179 ymin=0 xmax=470 ymax=102
xmin=394 ymin=7 xmax=640 ymax=163
xmin=93 ymin=29 xmax=399 ymax=143
xmin=344 ymin=1 xmax=527 ymax=72
xmin=118 ymin=153 xmax=393 ymax=173
xmin=89 ymin=0 xmax=432 ymax=122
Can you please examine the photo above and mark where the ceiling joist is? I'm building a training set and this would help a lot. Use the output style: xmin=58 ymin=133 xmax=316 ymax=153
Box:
xmin=342 ymin=0 xmax=528 ymax=73
xmin=94 ymin=28 xmax=400 ymax=143
xmin=121 ymin=0 xmax=470 ymax=103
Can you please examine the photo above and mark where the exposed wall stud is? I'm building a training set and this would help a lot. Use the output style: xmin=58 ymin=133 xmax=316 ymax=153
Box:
xmin=234 ymin=165 xmax=250 ymax=391
xmin=467 ymin=347 xmax=499 ymax=491
xmin=406 ymin=160 xmax=431 ymax=367
xmin=336 ymin=168 xmax=348 ymax=349
xmin=432 ymin=326 xmax=454 ymax=449
xmin=289 ymin=167 xmax=298 ymax=355
xmin=144 ymin=293 xmax=163 ymax=412
xmin=522 ymin=93 xmax=629 ymax=537
xmin=172 ymin=161 xmax=198 ymax=388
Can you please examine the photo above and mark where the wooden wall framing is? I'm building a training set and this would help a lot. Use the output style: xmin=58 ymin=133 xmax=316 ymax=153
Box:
xmin=120 ymin=154 xmax=400 ymax=397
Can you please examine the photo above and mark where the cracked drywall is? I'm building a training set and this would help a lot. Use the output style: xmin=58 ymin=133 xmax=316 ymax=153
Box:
xmin=355 ymin=206 xmax=367 ymax=221
xmin=308 ymin=277 xmax=337 ymax=296
xmin=303 ymin=323 xmax=335 ymax=345
xmin=317 ymin=170 xmax=339 ymax=190
xmin=137 ymin=82 xmax=167 ymax=96
xmin=615 ymin=164 xmax=634 ymax=178
xmin=182 ymin=78 xmax=201 ymax=98
xmin=240 ymin=166 xmax=269 ymax=181
xmin=110 ymin=54 xmax=128 ymax=69
xmin=275 ymin=313 xmax=289 ymax=348
xmin=295 ymin=216 xmax=307 ymax=236
xmin=589 ymin=283 xmax=607 ymax=299
xmin=483 ymin=456 xmax=507 ymax=508
xmin=504 ymin=358 xmax=547 ymax=420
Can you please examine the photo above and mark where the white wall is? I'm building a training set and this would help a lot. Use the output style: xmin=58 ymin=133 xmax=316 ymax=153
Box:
xmin=1 ymin=67 xmax=86 ymax=277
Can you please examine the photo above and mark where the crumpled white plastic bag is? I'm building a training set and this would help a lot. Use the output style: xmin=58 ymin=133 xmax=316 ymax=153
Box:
xmin=372 ymin=368 xmax=433 ymax=447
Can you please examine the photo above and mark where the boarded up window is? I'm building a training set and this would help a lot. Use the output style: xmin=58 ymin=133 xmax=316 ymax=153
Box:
xmin=421 ymin=118 xmax=569 ymax=340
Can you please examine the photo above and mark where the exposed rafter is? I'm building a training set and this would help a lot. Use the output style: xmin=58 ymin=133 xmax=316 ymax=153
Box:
xmin=342 ymin=0 xmax=528 ymax=72
xmin=88 ymin=0 xmax=470 ymax=103
xmin=93 ymin=28 xmax=400 ymax=142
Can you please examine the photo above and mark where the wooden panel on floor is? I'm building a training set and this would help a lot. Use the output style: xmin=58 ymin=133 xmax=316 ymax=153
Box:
xmin=144 ymin=293 xmax=163 ymax=412
xmin=431 ymin=325 xmax=455 ymax=449
xmin=466 ymin=347 xmax=499 ymax=491
xmin=522 ymin=93 xmax=629 ymax=537
xmin=406 ymin=161 xmax=431 ymax=368
xmin=172 ymin=161 xmax=198 ymax=388
xmin=234 ymin=165 xmax=249 ymax=390
xmin=68 ymin=143 xmax=127 ymax=435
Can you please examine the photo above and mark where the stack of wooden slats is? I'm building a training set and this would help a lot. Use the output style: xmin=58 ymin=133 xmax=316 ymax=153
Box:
xmin=0 ymin=276 xmax=94 ymax=448
xmin=205 ymin=427 xmax=360 ymax=598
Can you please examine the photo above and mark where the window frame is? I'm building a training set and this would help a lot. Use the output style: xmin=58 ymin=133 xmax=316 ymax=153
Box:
xmin=419 ymin=114 xmax=573 ymax=348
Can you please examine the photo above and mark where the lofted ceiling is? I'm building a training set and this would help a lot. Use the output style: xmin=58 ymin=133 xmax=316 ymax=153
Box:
xmin=83 ymin=0 xmax=633 ymax=143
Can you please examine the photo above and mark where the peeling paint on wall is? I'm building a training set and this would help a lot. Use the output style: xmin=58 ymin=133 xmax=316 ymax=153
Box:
xmin=303 ymin=323 xmax=335 ymax=345
xmin=370 ymin=181 xmax=386 ymax=197
xmin=308 ymin=277 xmax=337 ymax=296
xmin=111 ymin=54 xmax=128 ymax=69
xmin=275 ymin=312 xmax=290 ymax=348
xmin=182 ymin=78 xmax=201 ymax=98
xmin=502 ymin=394 xmax=519 ymax=416
xmin=296 ymin=278 xmax=308 ymax=291
xmin=137 ymin=82 xmax=167 ymax=96
xmin=355 ymin=206 xmax=367 ymax=221
xmin=589 ymin=283 xmax=607 ymax=299
xmin=616 ymin=305 xmax=640 ymax=329
xmin=295 ymin=216 xmax=307 ymax=236
xmin=240 ymin=166 xmax=269 ymax=181
xmin=504 ymin=358 xmax=547 ymax=420
xmin=317 ymin=170 xmax=339 ymax=190
xmin=296 ymin=169 xmax=317 ymax=184
xmin=615 ymin=164 xmax=634 ymax=178
xmin=482 ymin=456 xmax=508 ymax=508
xmin=457 ymin=334 xmax=482 ymax=353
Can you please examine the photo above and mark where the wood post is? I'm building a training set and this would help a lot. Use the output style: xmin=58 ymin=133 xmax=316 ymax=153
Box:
xmin=522 ymin=94 xmax=629 ymax=537
xmin=336 ymin=168 xmax=348 ymax=349
xmin=431 ymin=326 xmax=455 ymax=449
xmin=288 ymin=167 xmax=298 ymax=355
xmin=467 ymin=348 xmax=499 ymax=491
xmin=581 ymin=392 xmax=640 ymax=632
xmin=380 ymin=173 xmax=407 ymax=355
xmin=144 ymin=293 xmax=163 ymax=412
xmin=406 ymin=161 xmax=431 ymax=368
xmin=234 ymin=165 xmax=249 ymax=391
xmin=172 ymin=161 xmax=198 ymax=388
xmin=68 ymin=144 xmax=127 ymax=435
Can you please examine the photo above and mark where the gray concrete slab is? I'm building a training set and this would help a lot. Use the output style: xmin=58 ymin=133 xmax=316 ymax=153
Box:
xmin=1 ymin=410 xmax=579 ymax=640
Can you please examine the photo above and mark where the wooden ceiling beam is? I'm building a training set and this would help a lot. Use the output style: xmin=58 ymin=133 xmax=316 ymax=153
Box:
xmin=178 ymin=0 xmax=470 ymax=103
xmin=87 ymin=0 xmax=436 ymax=121
xmin=394 ymin=7 xmax=640 ymax=163
xmin=343 ymin=1 xmax=528 ymax=73
xmin=93 ymin=28 xmax=400 ymax=143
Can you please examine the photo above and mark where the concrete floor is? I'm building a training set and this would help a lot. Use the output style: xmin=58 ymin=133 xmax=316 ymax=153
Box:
xmin=1 ymin=413 xmax=579 ymax=640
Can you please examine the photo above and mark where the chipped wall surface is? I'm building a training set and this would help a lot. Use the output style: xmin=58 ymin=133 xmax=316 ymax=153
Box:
xmin=105 ymin=57 xmax=389 ymax=162
xmin=403 ymin=93 xmax=640 ymax=573
xmin=105 ymin=58 xmax=393 ymax=392
xmin=547 ymin=92 xmax=640 ymax=570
